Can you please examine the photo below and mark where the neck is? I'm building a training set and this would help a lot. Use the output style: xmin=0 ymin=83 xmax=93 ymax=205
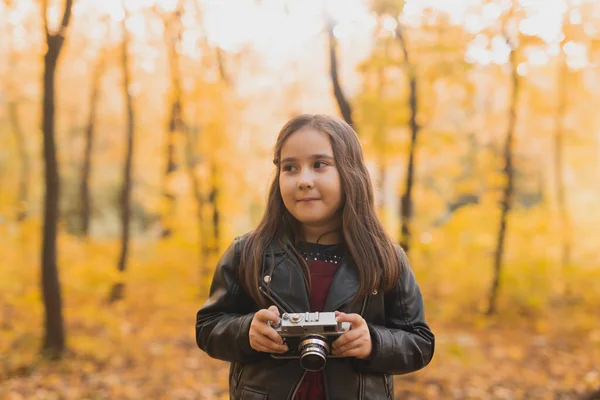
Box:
xmin=300 ymin=225 xmax=343 ymax=244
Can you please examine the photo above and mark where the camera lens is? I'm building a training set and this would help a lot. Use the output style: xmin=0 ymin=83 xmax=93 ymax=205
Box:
xmin=298 ymin=335 xmax=329 ymax=371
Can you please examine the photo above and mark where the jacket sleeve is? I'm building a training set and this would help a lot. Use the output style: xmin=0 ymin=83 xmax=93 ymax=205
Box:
xmin=354 ymin=247 xmax=435 ymax=375
xmin=195 ymin=237 xmax=266 ymax=363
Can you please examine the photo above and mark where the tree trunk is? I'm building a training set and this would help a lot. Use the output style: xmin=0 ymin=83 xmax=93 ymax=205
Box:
xmin=210 ymin=28 xmax=227 ymax=254
xmin=215 ymin=46 xmax=229 ymax=84
xmin=487 ymin=44 xmax=519 ymax=315
xmin=325 ymin=14 xmax=354 ymax=128
xmin=5 ymin=1 xmax=29 ymax=222
xmin=8 ymin=101 xmax=30 ymax=221
xmin=183 ymin=126 xmax=207 ymax=273
xmin=160 ymin=98 xmax=179 ymax=238
xmin=396 ymin=24 xmax=419 ymax=255
xmin=170 ymin=0 xmax=210 ymax=283
xmin=111 ymin=13 xmax=135 ymax=303
xmin=209 ymin=163 xmax=220 ymax=253
xmin=41 ymin=0 xmax=73 ymax=359
xmin=159 ymin=14 xmax=183 ymax=239
xmin=80 ymin=53 xmax=105 ymax=237
xmin=554 ymin=52 xmax=571 ymax=293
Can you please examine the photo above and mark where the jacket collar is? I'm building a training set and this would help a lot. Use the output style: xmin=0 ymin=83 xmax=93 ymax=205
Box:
xmin=260 ymin=241 xmax=359 ymax=313
xmin=323 ymin=257 xmax=359 ymax=312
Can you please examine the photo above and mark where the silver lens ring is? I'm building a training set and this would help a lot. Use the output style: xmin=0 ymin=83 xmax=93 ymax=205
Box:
xmin=300 ymin=350 xmax=327 ymax=371
xmin=299 ymin=336 xmax=329 ymax=371
xmin=299 ymin=337 xmax=330 ymax=353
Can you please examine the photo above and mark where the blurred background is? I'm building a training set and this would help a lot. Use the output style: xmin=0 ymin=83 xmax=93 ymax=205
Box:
xmin=1 ymin=0 xmax=600 ymax=398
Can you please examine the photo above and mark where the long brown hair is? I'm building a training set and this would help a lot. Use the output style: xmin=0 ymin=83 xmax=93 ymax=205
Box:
xmin=240 ymin=114 xmax=406 ymax=305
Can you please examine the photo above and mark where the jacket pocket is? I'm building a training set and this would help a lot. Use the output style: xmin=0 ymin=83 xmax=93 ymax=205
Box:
xmin=240 ymin=386 xmax=268 ymax=400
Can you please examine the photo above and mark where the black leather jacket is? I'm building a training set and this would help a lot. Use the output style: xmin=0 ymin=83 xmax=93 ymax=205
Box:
xmin=196 ymin=234 xmax=434 ymax=400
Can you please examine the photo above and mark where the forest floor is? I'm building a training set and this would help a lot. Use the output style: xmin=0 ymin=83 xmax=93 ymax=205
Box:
xmin=1 ymin=292 xmax=598 ymax=400
xmin=0 ymin=233 xmax=598 ymax=399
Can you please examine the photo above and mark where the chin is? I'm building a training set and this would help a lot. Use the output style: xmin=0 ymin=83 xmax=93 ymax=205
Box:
xmin=297 ymin=218 xmax=323 ymax=226
xmin=294 ymin=214 xmax=333 ymax=226
xmin=291 ymin=212 xmax=319 ymax=224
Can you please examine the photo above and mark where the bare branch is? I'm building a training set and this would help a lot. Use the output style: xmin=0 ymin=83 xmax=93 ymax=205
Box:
xmin=324 ymin=10 xmax=353 ymax=127
xmin=395 ymin=23 xmax=410 ymax=65
xmin=56 ymin=0 xmax=74 ymax=38
xmin=42 ymin=0 xmax=73 ymax=38
xmin=215 ymin=46 xmax=230 ymax=85
xmin=42 ymin=0 xmax=49 ymax=37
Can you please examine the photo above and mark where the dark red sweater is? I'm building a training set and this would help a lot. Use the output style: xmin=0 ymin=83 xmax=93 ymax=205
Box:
xmin=293 ymin=258 xmax=339 ymax=400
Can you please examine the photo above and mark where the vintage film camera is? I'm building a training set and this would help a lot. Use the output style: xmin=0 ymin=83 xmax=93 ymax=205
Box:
xmin=269 ymin=311 xmax=351 ymax=371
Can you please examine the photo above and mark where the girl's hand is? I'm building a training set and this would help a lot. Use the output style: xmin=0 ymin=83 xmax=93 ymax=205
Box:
xmin=331 ymin=311 xmax=372 ymax=359
xmin=249 ymin=305 xmax=289 ymax=354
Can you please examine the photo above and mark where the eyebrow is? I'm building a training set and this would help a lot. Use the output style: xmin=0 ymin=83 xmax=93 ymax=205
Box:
xmin=281 ymin=154 xmax=334 ymax=163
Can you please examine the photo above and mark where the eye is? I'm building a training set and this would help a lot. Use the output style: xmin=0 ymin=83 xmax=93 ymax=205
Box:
xmin=314 ymin=161 xmax=329 ymax=169
xmin=282 ymin=164 xmax=297 ymax=172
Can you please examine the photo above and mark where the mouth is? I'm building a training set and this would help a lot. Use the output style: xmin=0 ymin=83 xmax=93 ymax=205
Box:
xmin=297 ymin=198 xmax=320 ymax=203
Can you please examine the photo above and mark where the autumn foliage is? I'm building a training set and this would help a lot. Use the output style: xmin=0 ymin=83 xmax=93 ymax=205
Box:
xmin=1 ymin=0 xmax=599 ymax=398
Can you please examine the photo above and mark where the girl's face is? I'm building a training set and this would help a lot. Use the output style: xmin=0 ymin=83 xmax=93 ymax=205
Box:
xmin=279 ymin=127 xmax=343 ymax=239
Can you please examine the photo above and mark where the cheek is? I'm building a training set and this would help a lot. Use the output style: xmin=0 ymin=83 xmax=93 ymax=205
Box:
xmin=279 ymin=177 xmax=294 ymax=201
xmin=324 ymin=173 xmax=342 ymax=201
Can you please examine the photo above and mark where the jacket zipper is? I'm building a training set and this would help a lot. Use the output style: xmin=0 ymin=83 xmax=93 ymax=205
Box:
xmin=356 ymin=295 xmax=369 ymax=400
xmin=358 ymin=372 xmax=365 ymax=400
xmin=289 ymin=370 xmax=307 ymax=400
xmin=261 ymin=267 xmax=372 ymax=400
xmin=259 ymin=284 xmax=306 ymax=400
xmin=234 ymin=362 xmax=244 ymax=390
xmin=384 ymin=374 xmax=391 ymax=400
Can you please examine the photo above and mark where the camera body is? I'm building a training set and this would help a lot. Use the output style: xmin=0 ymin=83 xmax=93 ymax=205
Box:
xmin=270 ymin=311 xmax=350 ymax=371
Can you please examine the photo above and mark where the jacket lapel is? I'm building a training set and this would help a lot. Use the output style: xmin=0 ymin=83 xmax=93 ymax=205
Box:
xmin=261 ymin=244 xmax=359 ymax=313
xmin=322 ymin=258 xmax=359 ymax=312
xmin=261 ymin=249 xmax=311 ymax=313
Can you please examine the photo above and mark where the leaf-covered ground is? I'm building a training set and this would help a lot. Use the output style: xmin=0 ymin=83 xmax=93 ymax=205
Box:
xmin=2 ymin=293 xmax=598 ymax=399
xmin=1 ymin=226 xmax=599 ymax=399
xmin=2 ymin=316 xmax=599 ymax=399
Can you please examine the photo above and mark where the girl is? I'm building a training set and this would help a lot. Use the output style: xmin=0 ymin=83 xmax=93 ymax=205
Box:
xmin=196 ymin=114 xmax=434 ymax=400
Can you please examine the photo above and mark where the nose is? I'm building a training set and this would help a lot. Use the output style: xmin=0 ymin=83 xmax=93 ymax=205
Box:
xmin=297 ymin=169 xmax=314 ymax=190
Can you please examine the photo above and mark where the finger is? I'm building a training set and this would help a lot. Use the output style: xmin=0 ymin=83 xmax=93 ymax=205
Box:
xmin=334 ymin=333 xmax=370 ymax=354
xmin=255 ymin=323 xmax=285 ymax=345
xmin=333 ymin=322 xmax=371 ymax=352
xmin=337 ymin=346 xmax=370 ymax=359
xmin=249 ymin=329 xmax=283 ymax=351
xmin=252 ymin=335 xmax=289 ymax=353
xmin=332 ymin=329 xmax=362 ymax=349
xmin=254 ymin=309 xmax=280 ymax=324
xmin=251 ymin=318 xmax=284 ymax=344
xmin=335 ymin=312 xmax=365 ymax=327
xmin=267 ymin=305 xmax=280 ymax=318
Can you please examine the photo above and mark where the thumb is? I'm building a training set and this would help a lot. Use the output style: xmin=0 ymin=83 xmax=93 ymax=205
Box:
xmin=267 ymin=305 xmax=280 ymax=317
